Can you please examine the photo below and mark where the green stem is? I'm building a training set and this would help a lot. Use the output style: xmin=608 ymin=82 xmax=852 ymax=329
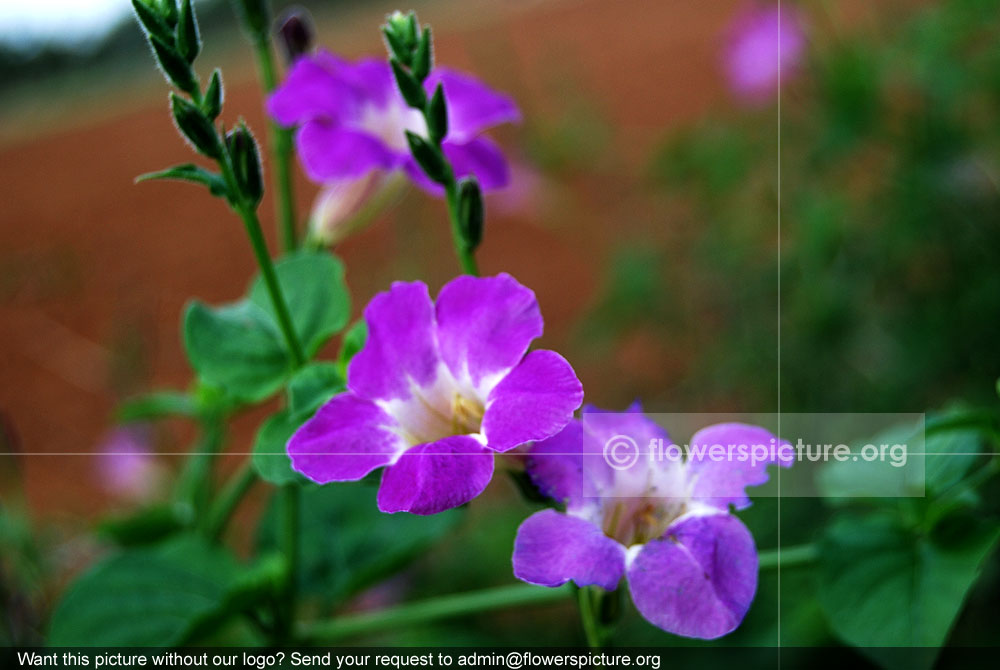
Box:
xmin=252 ymin=37 xmax=298 ymax=252
xmin=758 ymin=543 xmax=818 ymax=571
xmin=300 ymin=584 xmax=571 ymax=643
xmin=173 ymin=418 xmax=224 ymax=524
xmin=279 ymin=484 xmax=300 ymax=640
xmin=444 ymin=179 xmax=479 ymax=276
xmin=205 ymin=461 xmax=258 ymax=540
xmin=235 ymin=200 xmax=306 ymax=368
xmin=576 ymin=587 xmax=603 ymax=649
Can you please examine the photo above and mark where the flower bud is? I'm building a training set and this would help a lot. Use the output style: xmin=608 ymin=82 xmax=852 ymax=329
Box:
xmin=309 ymin=172 xmax=403 ymax=247
xmin=276 ymin=6 xmax=315 ymax=64
xmin=171 ymin=92 xmax=221 ymax=158
xmin=226 ymin=124 xmax=264 ymax=206
xmin=405 ymin=131 xmax=448 ymax=184
xmin=457 ymin=176 xmax=484 ymax=251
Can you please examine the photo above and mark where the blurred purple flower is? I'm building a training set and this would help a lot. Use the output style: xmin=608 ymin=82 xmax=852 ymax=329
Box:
xmin=287 ymin=274 xmax=583 ymax=515
xmin=512 ymin=406 xmax=792 ymax=639
xmin=723 ymin=3 xmax=806 ymax=103
xmin=269 ymin=51 xmax=520 ymax=231
xmin=95 ymin=425 xmax=162 ymax=502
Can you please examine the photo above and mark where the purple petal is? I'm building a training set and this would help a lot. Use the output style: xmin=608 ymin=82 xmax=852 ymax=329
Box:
xmin=296 ymin=121 xmax=401 ymax=182
xmin=525 ymin=420 xmax=584 ymax=505
xmin=287 ymin=393 xmax=406 ymax=483
xmin=627 ymin=513 xmax=758 ymax=639
xmin=444 ymin=137 xmax=511 ymax=189
xmin=687 ymin=423 xmax=793 ymax=510
xmin=513 ymin=509 xmax=625 ymax=590
xmin=267 ymin=51 xmax=354 ymax=126
xmin=348 ymin=281 xmax=441 ymax=403
xmin=435 ymin=273 xmax=542 ymax=390
xmin=481 ymin=350 xmax=584 ymax=452
xmin=426 ymin=68 xmax=521 ymax=141
xmin=334 ymin=58 xmax=396 ymax=108
xmin=377 ymin=435 xmax=494 ymax=514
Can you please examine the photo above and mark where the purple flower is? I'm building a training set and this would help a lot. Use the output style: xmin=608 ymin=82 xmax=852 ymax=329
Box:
xmin=512 ymin=407 xmax=792 ymax=639
xmin=95 ymin=425 xmax=163 ymax=502
xmin=723 ymin=3 xmax=806 ymax=104
xmin=268 ymin=51 xmax=520 ymax=196
xmin=287 ymin=274 xmax=583 ymax=515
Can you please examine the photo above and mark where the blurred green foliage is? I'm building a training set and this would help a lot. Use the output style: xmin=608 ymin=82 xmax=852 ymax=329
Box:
xmin=634 ymin=0 xmax=1000 ymax=412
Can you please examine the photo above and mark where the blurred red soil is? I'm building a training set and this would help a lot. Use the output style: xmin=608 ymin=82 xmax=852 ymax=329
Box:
xmin=0 ymin=0 xmax=741 ymax=523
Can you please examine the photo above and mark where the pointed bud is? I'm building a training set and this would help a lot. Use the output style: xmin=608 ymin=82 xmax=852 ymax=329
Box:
xmin=390 ymin=58 xmax=426 ymax=109
xmin=226 ymin=124 xmax=264 ymax=206
xmin=202 ymin=69 xmax=223 ymax=120
xmin=426 ymin=83 xmax=448 ymax=144
xmin=457 ymin=177 xmax=484 ymax=251
xmin=160 ymin=0 xmax=179 ymax=27
xmin=276 ymin=7 xmax=314 ymax=63
xmin=404 ymin=13 xmax=420 ymax=49
xmin=176 ymin=0 xmax=200 ymax=64
xmin=411 ymin=26 xmax=433 ymax=81
xmin=171 ymin=93 xmax=221 ymax=158
xmin=309 ymin=172 xmax=399 ymax=246
xmin=150 ymin=33 xmax=198 ymax=93
xmin=405 ymin=131 xmax=449 ymax=184
xmin=382 ymin=26 xmax=412 ymax=67
xmin=132 ymin=0 xmax=173 ymax=44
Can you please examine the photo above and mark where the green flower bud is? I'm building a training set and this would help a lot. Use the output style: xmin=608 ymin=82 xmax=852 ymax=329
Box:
xmin=170 ymin=93 xmax=221 ymax=158
xmin=426 ymin=83 xmax=448 ymax=145
xmin=457 ymin=177 xmax=484 ymax=251
xmin=405 ymin=131 xmax=449 ymax=185
xmin=226 ymin=124 xmax=264 ymax=206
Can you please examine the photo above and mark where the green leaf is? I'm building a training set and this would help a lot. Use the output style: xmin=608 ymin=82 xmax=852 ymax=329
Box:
xmin=257 ymin=483 xmax=461 ymax=604
xmin=97 ymin=505 xmax=186 ymax=547
xmin=288 ymin=362 xmax=344 ymax=420
xmin=136 ymin=163 xmax=228 ymax=198
xmin=117 ymin=390 xmax=198 ymax=422
xmin=48 ymin=536 xmax=255 ymax=645
xmin=818 ymin=512 xmax=1000 ymax=659
xmin=817 ymin=421 xmax=926 ymax=501
xmin=248 ymin=251 xmax=350 ymax=357
xmin=183 ymin=300 xmax=291 ymax=403
xmin=337 ymin=320 xmax=367 ymax=378
xmin=252 ymin=409 xmax=307 ymax=485
xmin=924 ymin=415 xmax=986 ymax=496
